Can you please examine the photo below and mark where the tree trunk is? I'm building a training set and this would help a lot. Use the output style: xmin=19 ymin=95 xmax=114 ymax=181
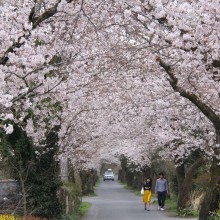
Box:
xmin=176 ymin=164 xmax=185 ymax=197
xmin=177 ymin=158 xmax=205 ymax=210
xmin=118 ymin=169 xmax=126 ymax=182
xmin=199 ymin=130 xmax=220 ymax=220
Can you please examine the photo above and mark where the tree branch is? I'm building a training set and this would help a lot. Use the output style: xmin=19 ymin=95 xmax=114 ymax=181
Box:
xmin=0 ymin=0 xmax=74 ymax=65
xmin=159 ymin=58 xmax=220 ymax=130
xmin=31 ymin=1 xmax=61 ymax=28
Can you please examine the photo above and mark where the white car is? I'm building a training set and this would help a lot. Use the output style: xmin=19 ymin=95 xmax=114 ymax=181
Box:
xmin=103 ymin=169 xmax=114 ymax=181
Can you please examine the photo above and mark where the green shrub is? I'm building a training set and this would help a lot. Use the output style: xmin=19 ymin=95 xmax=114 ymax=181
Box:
xmin=80 ymin=169 xmax=98 ymax=195
xmin=78 ymin=202 xmax=91 ymax=215
xmin=2 ymin=125 xmax=63 ymax=218
xmin=178 ymin=208 xmax=199 ymax=217
xmin=166 ymin=196 xmax=178 ymax=212
xmin=68 ymin=202 xmax=91 ymax=220
xmin=62 ymin=179 xmax=82 ymax=212
xmin=208 ymin=212 xmax=220 ymax=220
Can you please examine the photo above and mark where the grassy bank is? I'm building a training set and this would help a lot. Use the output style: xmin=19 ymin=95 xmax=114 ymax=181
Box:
xmin=68 ymin=202 xmax=91 ymax=220
xmin=165 ymin=196 xmax=198 ymax=218
xmin=165 ymin=196 xmax=177 ymax=213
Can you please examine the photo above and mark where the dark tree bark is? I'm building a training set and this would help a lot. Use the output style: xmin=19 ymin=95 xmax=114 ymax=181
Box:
xmin=176 ymin=163 xmax=185 ymax=197
xmin=177 ymin=158 xmax=205 ymax=210
xmin=199 ymin=131 xmax=220 ymax=220
xmin=210 ymin=176 xmax=220 ymax=212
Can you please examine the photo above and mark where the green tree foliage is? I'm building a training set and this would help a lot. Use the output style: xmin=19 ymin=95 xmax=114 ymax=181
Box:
xmin=0 ymin=125 xmax=63 ymax=218
xmin=26 ymin=126 xmax=62 ymax=218
xmin=80 ymin=169 xmax=98 ymax=195
xmin=0 ymin=124 xmax=34 ymax=179
xmin=118 ymin=155 xmax=145 ymax=190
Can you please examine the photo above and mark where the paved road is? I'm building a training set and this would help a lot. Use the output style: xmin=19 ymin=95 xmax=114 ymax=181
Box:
xmin=83 ymin=180 xmax=197 ymax=220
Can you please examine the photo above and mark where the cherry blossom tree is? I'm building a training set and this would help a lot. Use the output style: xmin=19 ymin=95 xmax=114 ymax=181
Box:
xmin=1 ymin=1 xmax=219 ymax=218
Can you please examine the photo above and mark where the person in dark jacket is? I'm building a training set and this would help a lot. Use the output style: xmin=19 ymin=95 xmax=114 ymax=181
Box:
xmin=142 ymin=177 xmax=152 ymax=211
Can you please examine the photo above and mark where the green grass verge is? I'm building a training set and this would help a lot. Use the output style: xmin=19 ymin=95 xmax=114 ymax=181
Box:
xmin=68 ymin=202 xmax=91 ymax=220
xmin=95 ymin=178 xmax=101 ymax=187
xmin=134 ymin=189 xmax=142 ymax=196
xmin=84 ymin=192 xmax=97 ymax=197
xmin=121 ymin=183 xmax=129 ymax=189
xmin=165 ymin=196 xmax=199 ymax=218
xmin=79 ymin=202 xmax=91 ymax=215
xmin=165 ymin=196 xmax=178 ymax=212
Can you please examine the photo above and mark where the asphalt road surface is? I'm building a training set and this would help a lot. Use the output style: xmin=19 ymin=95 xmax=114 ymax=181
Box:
xmin=83 ymin=179 xmax=197 ymax=220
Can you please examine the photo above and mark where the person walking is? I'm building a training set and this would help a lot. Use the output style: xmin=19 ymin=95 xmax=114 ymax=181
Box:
xmin=155 ymin=172 xmax=168 ymax=211
xmin=142 ymin=177 xmax=152 ymax=211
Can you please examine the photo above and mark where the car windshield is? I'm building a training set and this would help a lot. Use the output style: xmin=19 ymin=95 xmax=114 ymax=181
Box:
xmin=105 ymin=171 xmax=113 ymax=176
